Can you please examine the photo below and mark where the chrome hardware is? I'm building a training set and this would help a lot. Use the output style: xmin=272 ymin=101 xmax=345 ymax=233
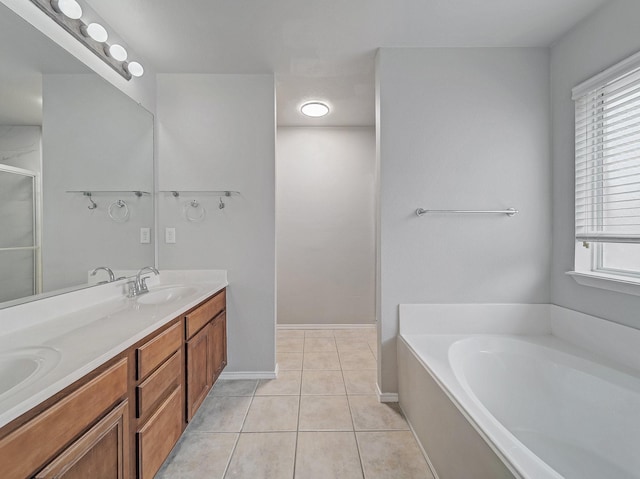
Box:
xmin=415 ymin=207 xmax=518 ymax=217
xmin=127 ymin=266 xmax=160 ymax=298
xmin=90 ymin=266 xmax=115 ymax=282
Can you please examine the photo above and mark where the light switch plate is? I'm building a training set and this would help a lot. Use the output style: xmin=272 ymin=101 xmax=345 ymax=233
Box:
xmin=165 ymin=227 xmax=176 ymax=244
xmin=140 ymin=227 xmax=151 ymax=244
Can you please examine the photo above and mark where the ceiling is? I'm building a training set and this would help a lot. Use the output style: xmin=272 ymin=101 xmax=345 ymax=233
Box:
xmin=86 ymin=0 xmax=610 ymax=127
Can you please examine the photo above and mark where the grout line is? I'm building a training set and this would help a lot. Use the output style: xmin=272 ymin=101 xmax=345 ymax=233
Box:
xmin=221 ymin=432 xmax=241 ymax=479
xmin=292 ymin=328 xmax=305 ymax=478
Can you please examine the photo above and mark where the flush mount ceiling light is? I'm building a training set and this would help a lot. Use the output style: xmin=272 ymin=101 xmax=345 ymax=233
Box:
xmin=50 ymin=0 xmax=82 ymax=19
xmin=81 ymin=22 xmax=108 ymax=43
xmin=30 ymin=0 xmax=144 ymax=81
xmin=301 ymin=101 xmax=330 ymax=118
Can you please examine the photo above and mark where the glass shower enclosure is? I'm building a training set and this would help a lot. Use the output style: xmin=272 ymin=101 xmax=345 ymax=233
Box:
xmin=0 ymin=164 xmax=41 ymax=303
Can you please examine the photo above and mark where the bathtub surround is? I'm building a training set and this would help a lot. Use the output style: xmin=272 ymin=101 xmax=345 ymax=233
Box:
xmin=376 ymin=47 xmax=552 ymax=395
xmin=157 ymin=74 xmax=276 ymax=378
xmin=398 ymin=303 xmax=640 ymax=479
xmin=551 ymin=0 xmax=640 ymax=329
xmin=276 ymin=127 xmax=376 ymax=325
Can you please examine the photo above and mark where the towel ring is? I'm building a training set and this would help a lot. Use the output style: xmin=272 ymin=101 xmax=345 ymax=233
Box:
xmin=108 ymin=199 xmax=129 ymax=222
xmin=184 ymin=199 xmax=206 ymax=222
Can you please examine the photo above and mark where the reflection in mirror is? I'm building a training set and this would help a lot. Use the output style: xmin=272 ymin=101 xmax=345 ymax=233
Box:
xmin=0 ymin=3 xmax=154 ymax=309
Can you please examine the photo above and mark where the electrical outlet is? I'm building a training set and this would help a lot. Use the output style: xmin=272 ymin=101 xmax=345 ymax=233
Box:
xmin=140 ymin=227 xmax=151 ymax=244
xmin=165 ymin=227 xmax=176 ymax=244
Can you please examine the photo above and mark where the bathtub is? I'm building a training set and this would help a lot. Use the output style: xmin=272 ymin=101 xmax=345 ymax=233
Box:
xmin=397 ymin=304 xmax=640 ymax=479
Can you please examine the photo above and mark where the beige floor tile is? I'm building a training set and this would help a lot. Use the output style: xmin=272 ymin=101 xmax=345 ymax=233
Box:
xmin=211 ymin=379 xmax=257 ymax=397
xmin=156 ymin=432 xmax=237 ymax=479
xmin=187 ymin=396 xmax=251 ymax=433
xmin=301 ymin=370 xmax=346 ymax=395
xmin=303 ymin=351 xmax=341 ymax=369
xmin=298 ymin=395 xmax=353 ymax=431
xmin=305 ymin=329 xmax=335 ymax=338
xmin=277 ymin=329 xmax=304 ymax=339
xmin=295 ymin=432 xmax=364 ymax=479
xmin=348 ymin=396 xmax=409 ymax=431
xmin=333 ymin=328 xmax=374 ymax=340
xmin=357 ymin=431 xmax=433 ymax=479
xmin=225 ymin=432 xmax=296 ymax=479
xmin=277 ymin=337 xmax=304 ymax=353
xmin=339 ymin=349 xmax=377 ymax=370
xmin=242 ymin=396 xmax=300 ymax=432
xmin=304 ymin=337 xmax=337 ymax=352
xmin=336 ymin=340 xmax=372 ymax=352
xmin=255 ymin=370 xmax=301 ymax=395
xmin=277 ymin=352 xmax=303 ymax=370
xmin=343 ymin=370 xmax=377 ymax=395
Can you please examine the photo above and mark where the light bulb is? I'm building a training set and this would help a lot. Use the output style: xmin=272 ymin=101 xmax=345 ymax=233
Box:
xmin=51 ymin=0 xmax=83 ymax=20
xmin=81 ymin=23 xmax=108 ymax=43
xmin=301 ymin=102 xmax=330 ymax=117
xmin=126 ymin=61 xmax=144 ymax=78
xmin=106 ymin=44 xmax=128 ymax=62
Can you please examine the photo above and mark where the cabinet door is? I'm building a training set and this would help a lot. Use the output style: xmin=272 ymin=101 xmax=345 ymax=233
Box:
xmin=209 ymin=313 xmax=227 ymax=383
xmin=35 ymin=401 xmax=129 ymax=479
xmin=186 ymin=323 xmax=212 ymax=420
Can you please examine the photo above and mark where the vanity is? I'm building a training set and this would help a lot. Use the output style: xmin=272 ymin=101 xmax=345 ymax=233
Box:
xmin=0 ymin=270 xmax=227 ymax=479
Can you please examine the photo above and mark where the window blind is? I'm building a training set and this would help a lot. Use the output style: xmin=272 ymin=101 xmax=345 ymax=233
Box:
xmin=574 ymin=57 xmax=640 ymax=244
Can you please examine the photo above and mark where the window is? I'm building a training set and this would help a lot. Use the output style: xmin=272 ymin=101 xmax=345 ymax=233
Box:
xmin=572 ymin=52 xmax=640 ymax=288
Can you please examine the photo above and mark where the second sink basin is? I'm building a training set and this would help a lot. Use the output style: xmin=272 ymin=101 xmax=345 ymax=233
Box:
xmin=0 ymin=347 xmax=61 ymax=400
xmin=136 ymin=285 xmax=198 ymax=305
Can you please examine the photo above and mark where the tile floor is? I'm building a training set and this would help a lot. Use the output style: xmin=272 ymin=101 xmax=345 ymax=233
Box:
xmin=157 ymin=328 xmax=434 ymax=479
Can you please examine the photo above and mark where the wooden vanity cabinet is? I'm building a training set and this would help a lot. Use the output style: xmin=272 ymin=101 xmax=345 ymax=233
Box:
xmin=185 ymin=290 xmax=227 ymax=421
xmin=0 ymin=287 xmax=227 ymax=479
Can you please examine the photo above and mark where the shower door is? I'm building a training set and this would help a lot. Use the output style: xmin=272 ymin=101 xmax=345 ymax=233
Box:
xmin=0 ymin=164 xmax=41 ymax=303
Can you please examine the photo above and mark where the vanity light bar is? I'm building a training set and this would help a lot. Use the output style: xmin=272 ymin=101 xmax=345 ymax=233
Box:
xmin=29 ymin=0 xmax=144 ymax=81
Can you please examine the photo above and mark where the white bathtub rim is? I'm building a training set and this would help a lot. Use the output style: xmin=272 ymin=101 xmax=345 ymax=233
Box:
xmin=399 ymin=334 xmax=563 ymax=479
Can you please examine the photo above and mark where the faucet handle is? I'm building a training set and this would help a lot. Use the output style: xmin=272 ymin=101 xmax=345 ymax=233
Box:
xmin=126 ymin=280 xmax=139 ymax=298
xmin=139 ymin=276 xmax=151 ymax=293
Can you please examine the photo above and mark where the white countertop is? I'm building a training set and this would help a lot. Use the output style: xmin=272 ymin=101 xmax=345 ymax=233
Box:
xmin=0 ymin=270 xmax=228 ymax=428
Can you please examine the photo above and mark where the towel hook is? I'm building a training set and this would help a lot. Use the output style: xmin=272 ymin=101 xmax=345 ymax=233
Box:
xmin=84 ymin=192 xmax=97 ymax=210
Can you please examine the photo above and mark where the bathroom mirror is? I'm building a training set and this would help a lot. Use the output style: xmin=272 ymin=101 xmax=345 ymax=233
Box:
xmin=0 ymin=3 xmax=154 ymax=309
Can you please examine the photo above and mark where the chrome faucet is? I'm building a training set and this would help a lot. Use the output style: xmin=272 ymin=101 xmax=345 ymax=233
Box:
xmin=90 ymin=266 xmax=115 ymax=283
xmin=127 ymin=266 xmax=160 ymax=297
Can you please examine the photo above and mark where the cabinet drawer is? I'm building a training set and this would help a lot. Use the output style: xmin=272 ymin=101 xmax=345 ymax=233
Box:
xmin=137 ymin=386 xmax=183 ymax=479
xmin=185 ymin=290 xmax=225 ymax=339
xmin=137 ymin=322 xmax=182 ymax=380
xmin=0 ymin=358 xmax=128 ymax=479
xmin=137 ymin=349 xmax=182 ymax=419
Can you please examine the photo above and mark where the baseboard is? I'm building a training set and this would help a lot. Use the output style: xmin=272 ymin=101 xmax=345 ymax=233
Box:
xmin=376 ymin=383 xmax=399 ymax=403
xmin=277 ymin=323 xmax=375 ymax=330
xmin=219 ymin=367 xmax=278 ymax=380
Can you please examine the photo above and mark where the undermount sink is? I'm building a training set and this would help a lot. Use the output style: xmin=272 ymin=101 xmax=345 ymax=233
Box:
xmin=0 ymin=347 xmax=61 ymax=400
xmin=136 ymin=285 xmax=198 ymax=305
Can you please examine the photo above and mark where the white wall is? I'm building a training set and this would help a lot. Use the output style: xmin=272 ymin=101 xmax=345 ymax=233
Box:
xmin=551 ymin=0 xmax=640 ymax=330
xmin=277 ymin=127 xmax=375 ymax=325
xmin=157 ymin=74 xmax=276 ymax=375
xmin=41 ymin=74 xmax=154 ymax=292
xmin=376 ymin=47 xmax=551 ymax=393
